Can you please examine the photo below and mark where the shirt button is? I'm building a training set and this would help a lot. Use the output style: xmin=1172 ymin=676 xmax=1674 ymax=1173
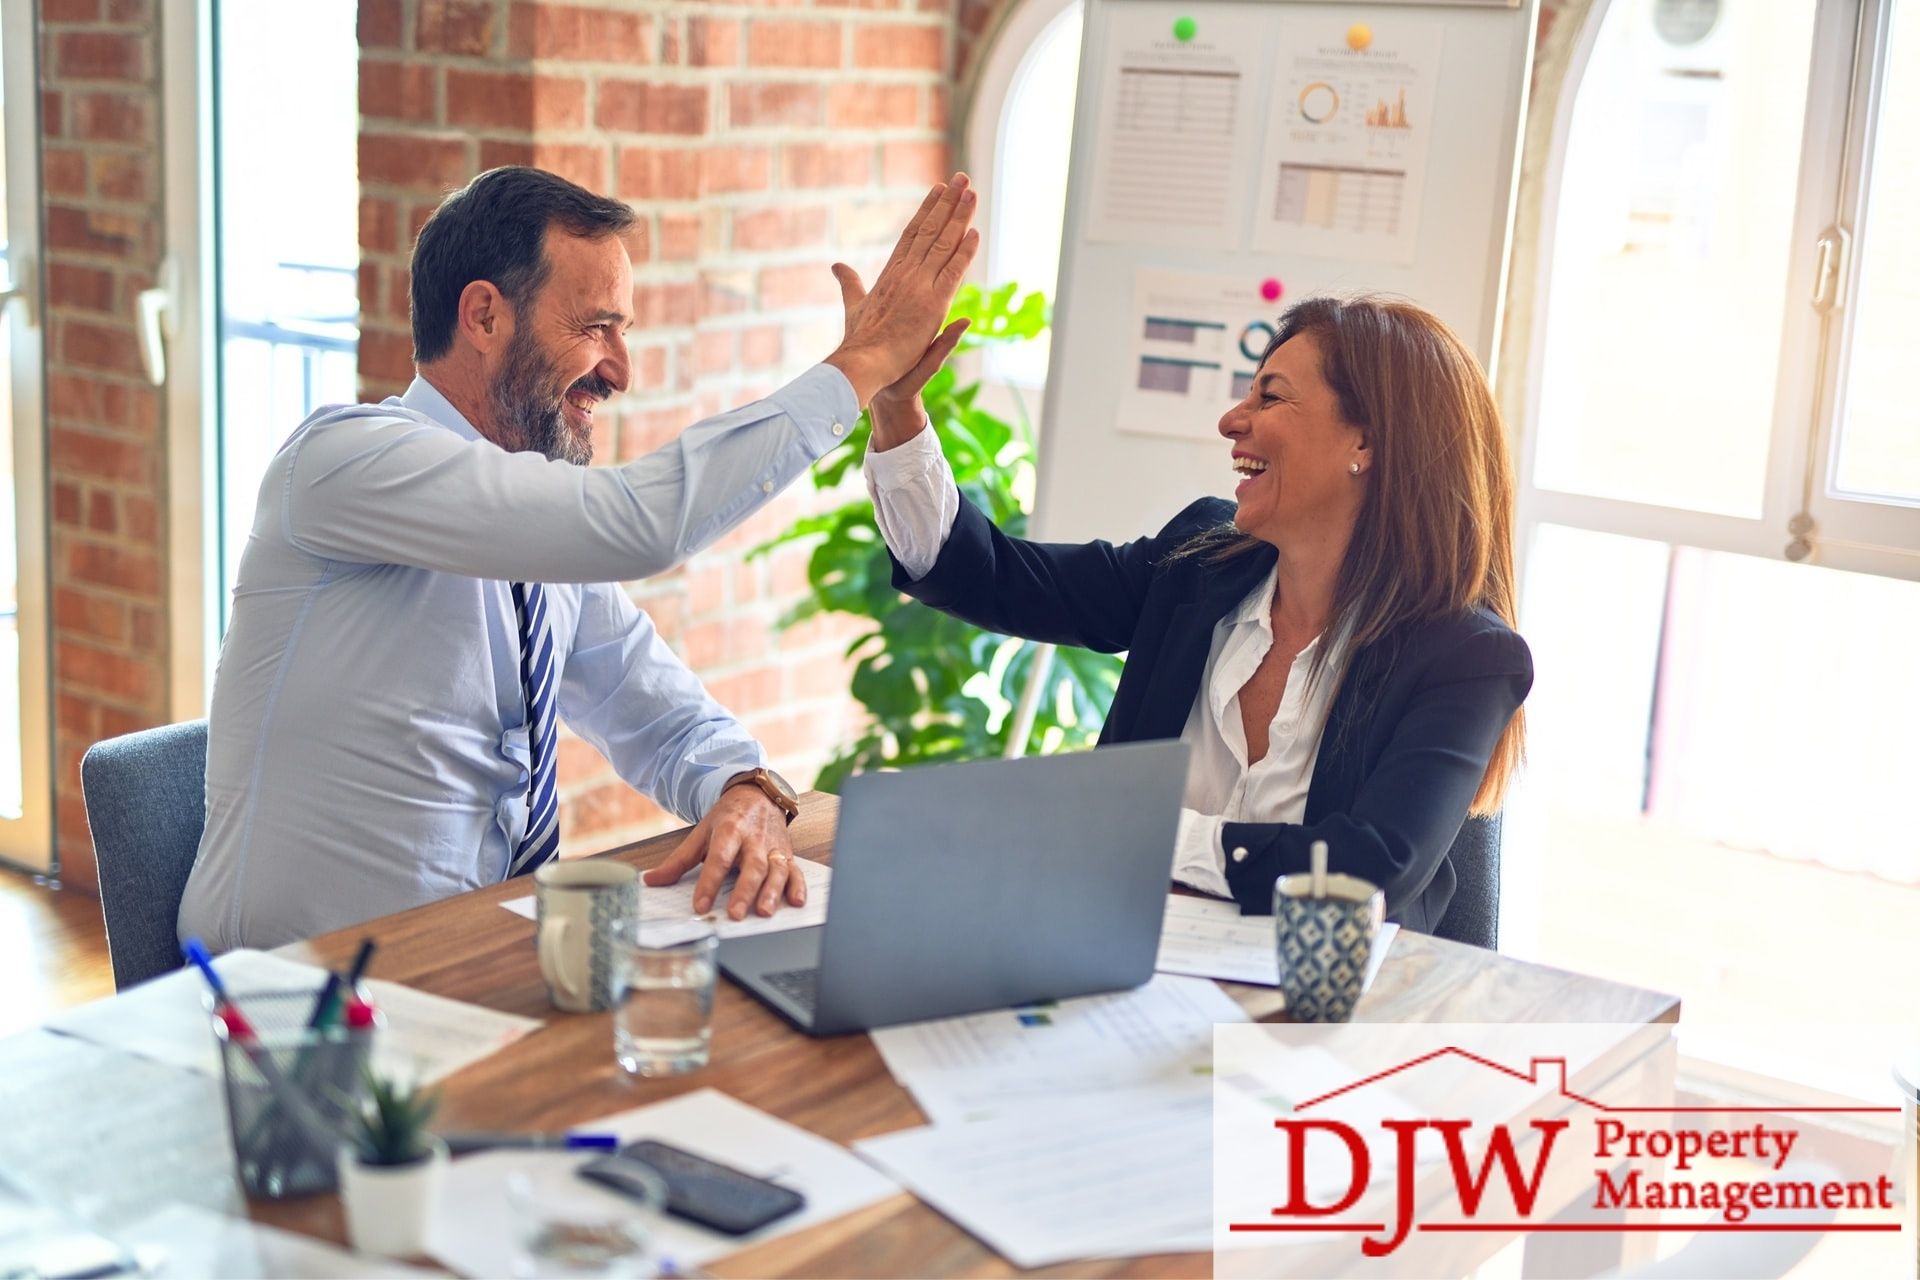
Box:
xmin=831 ymin=421 xmax=846 ymax=437
xmin=1232 ymin=846 xmax=1249 ymax=864
xmin=761 ymin=480 xmax=774 ymax=494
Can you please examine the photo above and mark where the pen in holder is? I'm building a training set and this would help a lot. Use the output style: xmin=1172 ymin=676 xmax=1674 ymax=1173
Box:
xmin=1272 ymin=840 xmax=1384 ymax=1024
xmin=212 ymin=988 xmax=380 ymax=1198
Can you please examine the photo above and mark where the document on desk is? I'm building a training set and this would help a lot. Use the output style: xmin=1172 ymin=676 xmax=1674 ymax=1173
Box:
xmin=43 ymin=949 xmax=539 ymax=1085
xmin=427 ymin=1088 xmax=902 ymax=1278
xmin=870 ymin=973 xmax=1250 ymax=1125
xmin=856 ymin=1088 xmax=1213 ymax=1268
xmin=122 ymin=1203 xmax=438 ymax=1277
xmin=1157 ymin=894 xmax=1399 ymax=991
xmin=500 ymin=856 xmax=831 ymax=945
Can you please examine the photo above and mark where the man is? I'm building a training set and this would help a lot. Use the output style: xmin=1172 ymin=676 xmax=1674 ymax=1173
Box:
xmin=179 ymin=166 xmax=977 ymax=950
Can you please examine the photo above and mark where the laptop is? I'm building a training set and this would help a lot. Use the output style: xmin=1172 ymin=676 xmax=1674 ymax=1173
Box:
xmin=718 ymin=740 xmax=1191 ymax=1036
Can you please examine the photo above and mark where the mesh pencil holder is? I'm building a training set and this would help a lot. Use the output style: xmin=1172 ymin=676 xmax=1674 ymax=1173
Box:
xmin=211 ymin=989 xmax=379 ymax=1199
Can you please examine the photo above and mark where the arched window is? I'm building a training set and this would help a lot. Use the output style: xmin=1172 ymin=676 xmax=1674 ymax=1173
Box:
xmin=963 ymin=0 xmax=1084 ymax=390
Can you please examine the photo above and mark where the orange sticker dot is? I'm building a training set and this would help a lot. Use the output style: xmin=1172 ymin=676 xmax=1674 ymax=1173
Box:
xmin=1347 ymin=23 xmax=1372 ymax=52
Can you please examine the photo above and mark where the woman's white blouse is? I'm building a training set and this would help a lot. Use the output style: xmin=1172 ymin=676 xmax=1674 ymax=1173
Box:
xmin=866 ymin=428 xmax=1343 ymax=899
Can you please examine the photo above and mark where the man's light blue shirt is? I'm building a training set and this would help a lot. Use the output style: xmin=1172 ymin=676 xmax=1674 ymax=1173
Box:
xmin=178 ymin=366 xmax=857 ymax=951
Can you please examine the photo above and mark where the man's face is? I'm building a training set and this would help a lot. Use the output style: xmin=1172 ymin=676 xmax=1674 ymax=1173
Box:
xmin=486 ymin=228 xmax=634 ymax=465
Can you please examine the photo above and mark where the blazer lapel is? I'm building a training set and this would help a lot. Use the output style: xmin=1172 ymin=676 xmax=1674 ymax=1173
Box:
xmin=1130 ymin=550 xmax=1275 ymax=740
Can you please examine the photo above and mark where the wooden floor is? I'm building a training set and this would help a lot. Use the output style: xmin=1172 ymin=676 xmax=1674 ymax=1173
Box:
xmin=0 ymin=867 xmax=114 ymax=1038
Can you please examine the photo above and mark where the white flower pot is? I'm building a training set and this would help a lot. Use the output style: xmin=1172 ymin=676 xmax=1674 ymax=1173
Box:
xmin=336 ymin=1136 xmax=447 ymax=1259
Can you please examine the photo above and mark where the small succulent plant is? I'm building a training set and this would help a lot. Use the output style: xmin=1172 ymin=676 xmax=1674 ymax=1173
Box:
xmin=347 ymin=1069 xmax=441 ymax=1167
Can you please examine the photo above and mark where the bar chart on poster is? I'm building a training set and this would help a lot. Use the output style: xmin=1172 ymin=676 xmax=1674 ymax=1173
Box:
xmin=1034 ymin=0 xmax=1535 ymax=543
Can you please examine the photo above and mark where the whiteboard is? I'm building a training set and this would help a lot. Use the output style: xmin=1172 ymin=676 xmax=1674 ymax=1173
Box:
xmin=1033 ymin=0 xmax=1536 ymax=543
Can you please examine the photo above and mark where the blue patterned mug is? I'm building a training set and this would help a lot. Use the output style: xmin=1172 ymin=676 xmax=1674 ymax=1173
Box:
xmin=1273 ymin=871 xmax=1384 ymax=1023
xmin=534 ymin=861 xmax=638 ymax=1012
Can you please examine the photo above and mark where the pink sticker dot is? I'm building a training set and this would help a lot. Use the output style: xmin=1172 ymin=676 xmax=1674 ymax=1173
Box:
xmin=1260 ymin=278 xmax=1283 ymax=303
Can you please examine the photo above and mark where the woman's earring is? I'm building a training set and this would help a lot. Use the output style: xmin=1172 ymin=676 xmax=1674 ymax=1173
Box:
xmin=1349 ymin=462 xmax=1361 ymax=475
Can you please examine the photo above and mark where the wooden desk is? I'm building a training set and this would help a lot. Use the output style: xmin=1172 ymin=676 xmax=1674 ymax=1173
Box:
xmin=240 ymin=793 xmax=1680 ymax=1276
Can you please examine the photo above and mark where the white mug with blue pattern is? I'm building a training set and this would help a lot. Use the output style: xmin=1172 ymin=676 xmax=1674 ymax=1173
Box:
xmin=534 ymin=861 xmax=638 ymax=1012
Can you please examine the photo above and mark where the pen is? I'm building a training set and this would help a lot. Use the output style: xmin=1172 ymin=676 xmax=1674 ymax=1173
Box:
xmin=181 ymin=938 xmax=339 ymax=1149
xmin=442 ymin=1132 xmax=620 ymax=1156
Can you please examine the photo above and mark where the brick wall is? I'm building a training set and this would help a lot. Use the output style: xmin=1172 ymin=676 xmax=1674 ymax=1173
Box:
xmin=356 ymin=0 xmax=956 ymax=854
xmin=37 ymin=0 xmax=169 ymax=893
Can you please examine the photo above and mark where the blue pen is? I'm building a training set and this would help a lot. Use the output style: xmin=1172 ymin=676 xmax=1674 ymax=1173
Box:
xmin=442 ymin=1132 xmax=621 ymax=1156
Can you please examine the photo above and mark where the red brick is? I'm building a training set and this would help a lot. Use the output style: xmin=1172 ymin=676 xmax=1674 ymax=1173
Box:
xmin=63 ymin=541 xmax=159 ymax=595
xmin=475 ymin=140 xmax=609 ymax=191
xmin=360 ymin=60 xmax=437 ymax=123
xmin=359 ymin=133 xmax=472 ymax=191
xmin=107 ymin=0 xmax=151 ymax=24
xmin=561 ymin=783 xmax=668 ymax=845
xmin=733 ymin=205 xmax=829 ymax=253
xmin=123 ymin=494 xmax=159 ymax=543
xmin=693 ymin=329 xmax=735 ymax=377
xmin=740 ymin=325 xmax=783 ymax=370
xmin=687 ymin=561 xmax=729 ymax=615
xmin=929 ymin=85 xmax=949 ymax=130
xmin=852 ymin=23 xmax=944 ymax=70
xmin=58 ymin=321 xmax=145 ymax=377
xmin=42 ymin=0 xmax=102 ymax=20
xmin=43 ymin=147 xmax=87 ymax=197
xmin=48 ymin=262 xmax=115 ymax=312
xmin=659 ymin=214 xmax=702 ymax=262
xmin=706 ymin=665 xmax=782 ymax=711
xmin=416 ymin=0 xmax=495 ymax=56
xmin=781 ymin=142 xmax=871 ymax=189
xmin=556 ymin=733 xmax=608 ymax=782
xmin=597 ymin=82 xmax=709 ymax=136
xmin=129 ymin=607 xmax=160 ymax=652
xmin=701 ymin=146 xmax=773 ymax=195
xmin=507 ymin=3 xmax=650 ymax=63
xmin=56 ymin=640 xmax=157 ymax=704
xmin=747 ymin=20 xmax=841 ymax=69
xmin=51 ymin=425 xmax=149 ymax=482
xmin=56 ymin=692 xmax=97 ymax=737
xmin=387 ymin=266 xmax=413 ymax=318
xmin=826 ymin=83 xmax=919 ymax=129
xmin=682 ymin=616 xmax=772 ymax=668
xmin=616 ymin=147 xmax=700 ymax=201
xmin=85 ymin=491 xmax=116 ymax=533
xmin=789 ymin=651 xmax=856 ymax=700
xmin=52 ymin=482 xmax=82 ymax=525
xmin=687 ymin=17 xmax=742 ymax=67
xmin=360 ymin=196 xmax=400 ymax=253
xmin=357 ymin=328 xmax=416 ymax=388
xmin=883 ymin=139 xmax=947 ymax=186
xmin=89 ymin=152 xmax=148 ymax=201
xmin=729 ymin=83 xmax=824 ymax=129
xmin=56 ymin=32 xmax=147 ymax=81
xmin=55 ymin=587 xmax=127 ymax=644
xmin=447 ymin=69 xmax=587 ymax=131
xmin=359 ymin=0 xmax=404 ymax=48
xmin=742 ymin=710 xmax=822 ymax=761
xmin=759 ymin=262 xmax=840 ymax=310
xmin=43 ymin=91 xmax=65 ymax=137
xmin=71 ymin=93 xmax=148 ymax=143
xmin=632 ymin=282 xmax=699 ymax=328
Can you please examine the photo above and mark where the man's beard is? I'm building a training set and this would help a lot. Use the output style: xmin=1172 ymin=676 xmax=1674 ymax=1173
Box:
xmin=486 ymin=326 xmax=613 ymax=466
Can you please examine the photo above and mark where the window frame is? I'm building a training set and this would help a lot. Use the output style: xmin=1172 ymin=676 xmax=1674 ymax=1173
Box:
xmin=1517 ymin=0 xmax=1918 ymax=584
xmin=0 ymin=0 xmax=53 ymax=874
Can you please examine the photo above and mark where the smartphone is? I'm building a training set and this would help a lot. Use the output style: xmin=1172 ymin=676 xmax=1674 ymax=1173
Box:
xmin=579 ymin=1139 xmax=807 ymax=1236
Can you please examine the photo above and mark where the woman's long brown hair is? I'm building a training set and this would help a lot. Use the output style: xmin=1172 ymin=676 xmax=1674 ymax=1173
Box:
xmin=1186 ymin=294 xmax=1524 ymax=813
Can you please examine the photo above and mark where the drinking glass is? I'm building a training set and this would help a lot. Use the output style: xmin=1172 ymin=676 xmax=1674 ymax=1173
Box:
xmin=508 ymin=1169 xmax=665 ymax=1279
xmin=615 ymin=919 xmax=717 ymax=1077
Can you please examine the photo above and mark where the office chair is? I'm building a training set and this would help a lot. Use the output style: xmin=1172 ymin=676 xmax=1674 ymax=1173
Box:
xmin=1433 ymin=814 xmax=1500 ymax=950
xmin=80 ymin=719 xmax=209 ymax=989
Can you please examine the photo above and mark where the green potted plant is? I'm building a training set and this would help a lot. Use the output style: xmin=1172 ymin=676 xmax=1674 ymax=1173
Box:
xmin=754 ymin=283 xmax=1123 ymax=788
xmin=335 ymin=1070 xmax=446 ymax=1258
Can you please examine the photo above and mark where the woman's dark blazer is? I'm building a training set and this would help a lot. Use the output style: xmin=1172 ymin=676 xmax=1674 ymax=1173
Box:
xmin=891 ymin=492 xmax=1534 ymax=934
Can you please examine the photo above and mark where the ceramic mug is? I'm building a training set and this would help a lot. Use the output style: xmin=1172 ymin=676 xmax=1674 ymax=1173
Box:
xmin=1272 ymin=871 xmax=1385 ymax=1023
xmin=533 ymin=861 xmax=638 ymax=1013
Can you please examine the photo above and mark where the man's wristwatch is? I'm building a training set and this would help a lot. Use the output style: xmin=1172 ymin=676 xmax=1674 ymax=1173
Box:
xmin=722 ymin=767 xmax=800 ymax=824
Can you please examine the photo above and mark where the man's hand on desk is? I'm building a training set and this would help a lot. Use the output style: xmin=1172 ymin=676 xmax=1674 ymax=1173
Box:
xmin=642 ymin=784 xmax=806 ymax=921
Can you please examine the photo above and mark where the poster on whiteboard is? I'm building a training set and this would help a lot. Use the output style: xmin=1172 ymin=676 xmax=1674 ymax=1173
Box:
xmin=1083 ymin=4 xmax=1268 ymax=248
xmin=1116 ymin=269 xmax=1277 ymax=442
xmin=1251 ymin=14 xmax=1445 ymax=265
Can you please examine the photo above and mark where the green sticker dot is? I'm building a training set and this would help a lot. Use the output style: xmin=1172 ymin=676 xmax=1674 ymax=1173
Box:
xmin=1173 ymin=15 xmax=1197 ymax=41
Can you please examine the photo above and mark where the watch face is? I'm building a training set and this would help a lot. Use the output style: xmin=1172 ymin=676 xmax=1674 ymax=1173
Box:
xmin=765 ymin=769 xmax=799 ymax=803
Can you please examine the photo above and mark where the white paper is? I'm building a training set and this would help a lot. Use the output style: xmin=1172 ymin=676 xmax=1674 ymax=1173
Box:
xmin=43 ymin=950 xmax=539 ymax=1085
xmin=426 ymin=1088 xmax=902 ymax=1279
xmin=1156 ymin=895 xmax=1399 ymax=994
xmin=127 ymin=1203 xmax=436 ymax=1278
xmin=870 ymin=974 xmax=1250 ymax=1125
xmin=1084 ymin=4 xmax=1266 ymax=247
xmin=1252 ymin=14 xmax=1444 ymax=264
xmin=857 ymin=1089 xmax=1212 ymax=1268
xmin=1116 ymin=269 xmax=1280 ymax=442
xmin=501 ymin=857 xmax=831 ymax=946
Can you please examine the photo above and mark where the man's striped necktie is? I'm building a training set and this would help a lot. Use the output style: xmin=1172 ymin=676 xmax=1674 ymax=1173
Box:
xmin=508 ymin=582 xmax=560 ymax=877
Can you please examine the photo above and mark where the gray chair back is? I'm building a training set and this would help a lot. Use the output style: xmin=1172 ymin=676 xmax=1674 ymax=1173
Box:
xmin=80 ymin=719 xmax=209 ymax=989
xmin=1433 ymin=813 xmax=1501 ymax=950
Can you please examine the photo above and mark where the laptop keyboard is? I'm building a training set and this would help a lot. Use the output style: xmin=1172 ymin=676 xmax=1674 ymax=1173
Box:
xmin=763 ymin=966 xmax=820 ymax=1014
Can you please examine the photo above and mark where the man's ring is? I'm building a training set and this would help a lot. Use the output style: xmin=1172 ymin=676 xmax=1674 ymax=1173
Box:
xmin=769 ymin=853 xmax=789 ymax=866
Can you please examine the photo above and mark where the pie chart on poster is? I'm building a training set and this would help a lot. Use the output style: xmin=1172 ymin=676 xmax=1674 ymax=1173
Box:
xmin=1298 ymin=82 xmax=1339 ymax=125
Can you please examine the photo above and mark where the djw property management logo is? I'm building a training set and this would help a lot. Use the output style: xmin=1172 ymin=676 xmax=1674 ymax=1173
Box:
xmin=1213 ymin=1029 xmax=1911 ymax=1277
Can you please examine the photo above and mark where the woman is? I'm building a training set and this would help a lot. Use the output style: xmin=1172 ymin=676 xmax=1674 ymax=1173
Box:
xmin=861 ymin=294 xmax=1530 ymax=934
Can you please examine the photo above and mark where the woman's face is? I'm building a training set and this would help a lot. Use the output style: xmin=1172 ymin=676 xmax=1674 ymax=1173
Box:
xmin=1217 ymin=332 xmax=1369 ymax=548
